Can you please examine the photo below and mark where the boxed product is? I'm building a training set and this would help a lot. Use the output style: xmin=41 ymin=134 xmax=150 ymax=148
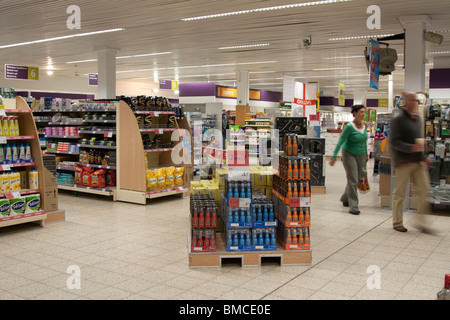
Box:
xmin=251 ymin=227 xmax=277 ymax=251
xmin=0 ymin=199 xmax=10 ymax=217
xmin=277 ymin=225 xmax=310 ymax=250
xmin=25 ymin=194 xmax=41 ymax=214
xmin=89 ymin=169 xmax=106 ymax=188
xmin=174 ymin=166 xmax=185 ymax=187
xmin=10 ymin=197 xmax=26 ymax=216
xmin=225 ymin=228 xmax=252 ymax=251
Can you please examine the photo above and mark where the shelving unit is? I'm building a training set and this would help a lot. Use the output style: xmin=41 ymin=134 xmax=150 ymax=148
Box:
xmin=116 ymin=99 xmax=193 ymax=205
xmin=0 ymin=96 xmax=54 ymax=228
xmin=33 ymin=101 xmax=118 ymax=200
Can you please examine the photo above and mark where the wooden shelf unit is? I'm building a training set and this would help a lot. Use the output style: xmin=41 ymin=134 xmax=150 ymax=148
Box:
xmin=116 ymin=100 xmax=193 ymax=204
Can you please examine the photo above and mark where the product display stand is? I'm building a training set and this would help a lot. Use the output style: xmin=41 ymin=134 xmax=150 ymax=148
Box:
xmin=0 ymin=96 xmax=51 ymax=228
xmin=116 ymin=100 xmax=192 ymax=205
xmin=33 ymin=100 xmax=118 ymax=200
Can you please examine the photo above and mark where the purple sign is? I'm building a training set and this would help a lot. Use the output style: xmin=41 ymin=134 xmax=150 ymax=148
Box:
xmin=5 ymin=64 xmax=39 ymax=80
xmin=159 ymin=79 xmax=172 ymax=90
xmin=89 ymin=74 xmax=98 ymax=86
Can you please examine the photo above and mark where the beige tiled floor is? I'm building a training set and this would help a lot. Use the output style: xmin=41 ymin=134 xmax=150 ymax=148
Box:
xmin=0 ymin=159 xmax=449 ymax=300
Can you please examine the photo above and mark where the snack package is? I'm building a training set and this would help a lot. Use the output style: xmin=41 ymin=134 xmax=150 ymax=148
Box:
xmin=82 ymin=166 xmax=94 ymax=186
xmin=165 ymin=166 xmax=175 ymax=188
xmin=174 ymin=167 xmax=184 ymax=187
xmin=75 ymin=164 xmax=84 ymax=185
xmin=156 ymin=168 xmax=166 ymax=189
xmin=106 ymin=170 xmax=116 ymax=186
xmin=147 ymin=170 xmax=157 ymax=191
xmin=25 ymin=194 xmax=41 ymax=214
xmin=90 ymin=169 xmax=106 ymax=188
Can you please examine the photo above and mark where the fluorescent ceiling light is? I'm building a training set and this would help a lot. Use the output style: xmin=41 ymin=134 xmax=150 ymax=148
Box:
xmin=329 ymin=34 xmax=394 ymax=41
xmin=66 ymin=51 xmax=172 ymax=64
xmin=116 ymin=52 xmax=173 ymax=59
xmin=182 ymin=0 xmax=352 ymax=21
xmin=429 ymin=51 xmax=450 ymax=55
xmin=218 ymin=44 xmax=270 ymax=50
xmin=0 ymin=28 xmax=124 ymax=49
xmin=116 ymin=61 xmax=277 ymax=73
xmin=323 ymin=55 xmax=365 ymax=60
xmin=312 ymin=67 xmax=352 ymax=71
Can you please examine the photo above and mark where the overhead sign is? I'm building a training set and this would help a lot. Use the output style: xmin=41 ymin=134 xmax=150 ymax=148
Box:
xmin=217 ymin=86 xmax=261 ymax=100
xmin=338 ymin=81 xmax=345 ymax=106
xmin=88 ymin=74 xmax=98 ymax=86
xmin=378 ymin=99 xmax=388 ymax=108
xmin=5 ymin=64 xmax=39 ymax=80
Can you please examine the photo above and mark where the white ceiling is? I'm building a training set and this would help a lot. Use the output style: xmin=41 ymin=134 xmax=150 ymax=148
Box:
xmin=1 ymin=0 xmax=450 ymax=96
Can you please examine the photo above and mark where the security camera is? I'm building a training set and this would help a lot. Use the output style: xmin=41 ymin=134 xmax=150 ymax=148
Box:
xmin=425 ymin=31 xmax=443 ymax=45
xmin=303 ymin=36 xmax=312 ymax=49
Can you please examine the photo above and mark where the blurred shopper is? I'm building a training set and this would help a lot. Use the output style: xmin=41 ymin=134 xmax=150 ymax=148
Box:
xmin=390 ymin=92 xmax=435 ymax=233
xmin=330 ymin=105 xmax=369 ymax=215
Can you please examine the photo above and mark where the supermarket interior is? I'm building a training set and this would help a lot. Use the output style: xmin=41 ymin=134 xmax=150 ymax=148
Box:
xmin=0 ymin=0 xmax=449 ymax=303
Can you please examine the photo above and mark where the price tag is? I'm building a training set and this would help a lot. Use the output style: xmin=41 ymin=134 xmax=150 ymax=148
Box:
xmin=1 ymin=165 xmax=11 ymax=171
xmin=0 ymin=109 xmax=6 ymax=117
xmin=300 ymin=197 xmax=311 ymax=207
xmin=289 ymin=197 xmax=300 ymax=207
xmin=157 ymin=129 xmax=163 ymax=134
xmin=5 ymin=192 xmax=21 ymax=199
xmin=154 ymin=112 xmax=160 ymax=117
xmin=0 ymin=136 xmax=6 ymax=144
xmin=239 ymin=198 xmax=251 ymax=208
xmin=228 ymin=166 xmax=250 ymax=181
xmin=104 ymin=131 xmax=113 ymax=138
xmin=228 ymin=198 xmax=240 ymax=208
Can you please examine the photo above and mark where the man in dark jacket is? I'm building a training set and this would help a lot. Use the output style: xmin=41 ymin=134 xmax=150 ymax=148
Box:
xmin=390 ymin=92 xmax=434 ymax=233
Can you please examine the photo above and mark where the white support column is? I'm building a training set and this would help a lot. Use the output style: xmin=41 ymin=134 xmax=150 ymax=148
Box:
xmin=236 ymin=69 xmax=249 ymax=105
xmin=388 ymin=74 xmax=394 ymax=112
xmin=97 ymin=48 xmax=117 ymax=99
xmin=399 ymin=15 xmax=431 ymax=93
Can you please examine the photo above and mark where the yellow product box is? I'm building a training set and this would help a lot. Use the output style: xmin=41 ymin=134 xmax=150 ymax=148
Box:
xmin=214 ymin=167 xmax=228 ymax=188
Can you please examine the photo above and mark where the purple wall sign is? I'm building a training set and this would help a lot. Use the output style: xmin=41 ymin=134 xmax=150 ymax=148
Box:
xmin=179 ymin=82 xmax=216 ymax=97
xmin=89 ymin=74 xmax=98 ymax=86
xmin=429 ymin=69 xmax=450 ymax=89
xmin=258 ymin=89 xmax=282 ymax=102
xmin=159 ymin=79 xmax=172 ymax=90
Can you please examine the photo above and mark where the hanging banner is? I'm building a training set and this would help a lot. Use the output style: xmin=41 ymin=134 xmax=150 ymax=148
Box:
xmin=369 ymin=39 xmax=380 ymax=90
xmin=283 ymin=75 xmax=295 ymax=103
xmin=292 ymin=81 xmax=305 ymax=117
xmin=338 ymin=81 xmax=345 ymax=106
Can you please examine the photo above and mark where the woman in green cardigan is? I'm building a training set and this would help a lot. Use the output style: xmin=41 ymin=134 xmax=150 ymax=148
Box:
xmin=330 ymin=105 xmax=369 ymax=215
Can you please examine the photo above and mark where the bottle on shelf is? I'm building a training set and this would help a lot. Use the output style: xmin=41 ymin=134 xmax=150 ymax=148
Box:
xmin=29 ymin=167 xmax=39 ymax=189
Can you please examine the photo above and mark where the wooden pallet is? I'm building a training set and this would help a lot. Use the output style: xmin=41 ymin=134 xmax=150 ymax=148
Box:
xmin=188 ymin=236 xmax=312 ymax=268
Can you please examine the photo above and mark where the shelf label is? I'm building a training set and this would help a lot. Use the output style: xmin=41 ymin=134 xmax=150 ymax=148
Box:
xmin=0 ymin=136 xmax=6 ymax=144
xmin=300 ymin=197 xmax=311 ymax=207
xmin=239 ymin=198 xmax=251 ymax=208
xmin=5 ymin=192 xmax=21 ymax=199
xmin=228 ymin=166 xmax=250 ymax=181
xmin=1 ymin=165 xmax=11 ymax=171
xmin=228 ymin=198 xmax=240 ymax=208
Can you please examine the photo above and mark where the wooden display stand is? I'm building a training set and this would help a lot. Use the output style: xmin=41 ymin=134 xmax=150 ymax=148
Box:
xmin=116 ymin=100 xmax=192 ymax=204
xmin=0 ymin=96 xmax=64 ymax=229
xmin=189 ymin=235 xmax=312 ymax=268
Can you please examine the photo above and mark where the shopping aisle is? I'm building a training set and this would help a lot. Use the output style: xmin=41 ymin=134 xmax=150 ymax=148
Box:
xmin=0 ymin=159 xmax=449 ymax=300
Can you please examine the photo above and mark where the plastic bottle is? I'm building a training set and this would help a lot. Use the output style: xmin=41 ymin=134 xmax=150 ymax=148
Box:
xmin=204 ymin=232 xmax=210 ymax=247
xmin=287 ymin=160 xmax=293 ymax=180
xmin=0 ymin=117 xmax=3 ymax=136
xmin=234 ymin=209 xmax=239 ymax=223
xmin=228 ymin=182 xmax=233 ymax=199
xmin=263 ymin=205 xmax=268 ymax=222
xmin=227 ymin=231 xmax=233 ymax=246
xmin=0 ymin=146 xmax=4 ymax=164
xmin=286 ymin=229 xmax=292 ymax=244
xmin=233 ymin=232 xmax=238 ymax=246
xmin=14 ymin=117 xmax=19 ymax=136
xmin=245 ymin=230 xmax=251 ymax=246
xmin=239 ymin=232 xmax=245 ymax=246
xmin=11 ymin=170 xmax=20 ymax=191
xmin=2 ymin=117 xmax=9 ymax=136
xmin=25 ymin=143 xmax=31 ymax=163
xmin=240 ymin=183 xmax=245 ymax=198
xmin=293 ymin=208 xmax=298 ymax=222
xmin=299 ymin=208 xmax=304 ymax=223
xmin=11 ymin=144 xmax=18 ymax=164
xmin=436 ymin=274 xmax=450 ymax=300
xmin=233 ymin=182 xmax=239 ymax=198
xmin=293 ymin=160 xmax=299 ymax=180
xmin=287 ymin=207 xmax=292 ymax=222
xmin=253 ymin=230 xmax=258 ymax=245
xmin=246 ymin=182 xmax=251 ymax=198
xmin=287 ymin=135 xmax=292 ymax=156
xmin=271 ymin=229 xmax=276 ymax=245
xmin=258 ymin=230 xmax=264 ymax=245
xmin=210 ymin=232 xmax=216 ymax=247
xmin=252 ymin=206 xmax=257 ymax=222
xmin=265 ymin=230 xmax=271 ymax=245
xmin=19 ymin=143 xmax=25 ymax=163
xmin=292 ymin=229 xmax=298 ymax=245
xmin=228 ymin=208 xmax=233 ymax=223
xmin=29 ymin=167 xmax=39 ymax=190
xmin=197 ymin=231 xmax=203 ymax=247
xmin=5 ymin=144 xmax=12 ymax=164
xmin=7 ymin=117 xmax=14 ymax=137
xmin=293 ymin=182 xmax=298 ymax=198
xmin=299 ymin=229 xmax=304 ymax=248
xmin=246 ymin=209 xmax=252 ymax=223
xmin=299 ymin=181 xmax=305 ymax=198
xmin=257 ymin=205 xmax=262 ymax=221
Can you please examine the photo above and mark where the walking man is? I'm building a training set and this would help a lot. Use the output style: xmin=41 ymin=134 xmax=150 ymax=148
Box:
xmin=390 ymin=92 xmax=434 ymax=233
